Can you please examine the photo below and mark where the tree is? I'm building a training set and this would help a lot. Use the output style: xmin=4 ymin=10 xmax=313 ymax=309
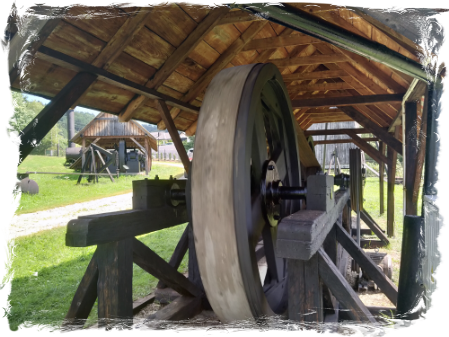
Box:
xmin=183 ymin=135 xmax=195 ymax=151
xmin=0 ymin=91 xmax=35 ymax=151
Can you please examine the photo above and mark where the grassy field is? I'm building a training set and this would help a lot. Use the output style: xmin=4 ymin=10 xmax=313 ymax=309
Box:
xmin=16 ymin=156 xmax=184 ymax=214
xmin=6 ymin=223 xmax=188 ymax=330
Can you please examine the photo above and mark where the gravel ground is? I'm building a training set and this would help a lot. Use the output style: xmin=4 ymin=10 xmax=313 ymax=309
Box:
xmin=8 ymin=193 xmax=133 ymax=239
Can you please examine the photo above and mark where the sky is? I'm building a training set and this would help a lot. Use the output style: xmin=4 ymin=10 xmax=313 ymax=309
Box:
xmin=23 ymin=93 xmax=100 ymax=115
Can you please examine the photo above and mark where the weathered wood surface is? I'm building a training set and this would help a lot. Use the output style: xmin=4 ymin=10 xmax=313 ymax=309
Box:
xmin=317 ymin=248 xmax=376 ymax=323
xmin=335 ymin=225 xmax=397 ymax=305
xmin=339 ymin=106 xmax=403 ymax=155
xmin=63 ymin=253 xmax=99 ymax=327
xmin=146 ymin=296 xmax=202 ymax=321
xmin=292 ymin=94 xmax=403 ymax=109
xmin=276 ymin=189 xmax=350 ymax=260
xmin=379 ymin=142 xmax=386 ymax=214
xmin=346 ymin=131 xmax=391 ymax=165
xmin=66 ymin=208 xmax=188 ymax=247
xmin=288 ymin=256 xmax=323 ymax=322
xmin=19 ymin=72 xmax=97 ymax=162
xmin=156 ymin=100 xmax=191 ymax=172
xmin=0 ymin=0 xmax=75 ymax=97
xmin=387 ymin=126 xmax=400 ymax=237
xmin=132 ymin=238 xmax=202 ymax=298
xmin=97 ymin=238 xmax=133 ymax=327
xmin=76 ymin=294 xmax=155 ymax=337
xmin=360 ymin=210 xmax=389 ymax=245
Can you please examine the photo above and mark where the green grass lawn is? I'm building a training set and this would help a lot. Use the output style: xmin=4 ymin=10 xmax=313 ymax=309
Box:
xmin=6 ymin=223 xmax=188 ymax=330
xmin=16 ymin=156 xmax=184 ymax=214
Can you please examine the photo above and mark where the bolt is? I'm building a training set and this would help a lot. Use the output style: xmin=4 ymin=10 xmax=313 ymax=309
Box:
xmin=155 ymin=175 xmax=159 ymax=180
xmin=169 ymin=175 xmax=173 ymax=180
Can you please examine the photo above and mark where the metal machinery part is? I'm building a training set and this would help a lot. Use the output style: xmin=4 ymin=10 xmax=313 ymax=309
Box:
xmin=192 ymin=63 xmax=302 ymax=322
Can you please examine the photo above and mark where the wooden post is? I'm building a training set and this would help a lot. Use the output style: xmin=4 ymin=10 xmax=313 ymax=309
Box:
xmin=156 ymin=100 xmax=191 ymax=173
xmin=387 ymin=126 xmax=400 ymax=237
xmin=144 ymin=138 xmax=151 ymax=173
xmin=379 ymin=142 xmax=385 ymax=214
xmin=82 ymin=138 xmax=86 ymax=167
xmin=405 ymin=102 xmax=418 ymax=215
xmin=288 ymin=255 xmax=323 ymax=323
xmin=412 ymin=94 xmax=428 ymax=208
xmin=96 ymin=238 xmax=133 ymax=328
xmin=0 ymin=72 xmax=96 ymax=184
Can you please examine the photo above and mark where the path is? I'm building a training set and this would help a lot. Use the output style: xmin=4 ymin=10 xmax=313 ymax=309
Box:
xmin=8 ymin=193 xmax=133 ymax=239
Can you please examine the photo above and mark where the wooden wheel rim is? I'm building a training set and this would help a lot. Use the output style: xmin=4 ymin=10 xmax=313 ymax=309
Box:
xmin=192 ymin=63 xmax=301 ymax=322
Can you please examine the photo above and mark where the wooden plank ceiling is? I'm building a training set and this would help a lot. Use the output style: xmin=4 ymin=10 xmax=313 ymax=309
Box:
xmin=10 ymin=3 xmax=421 ymax=137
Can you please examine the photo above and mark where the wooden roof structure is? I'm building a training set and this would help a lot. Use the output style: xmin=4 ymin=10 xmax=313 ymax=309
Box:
xmin=71 ymin=112 xmax=157 ymax=151
xmin=8 ymin=3 xmax=434 ymax=137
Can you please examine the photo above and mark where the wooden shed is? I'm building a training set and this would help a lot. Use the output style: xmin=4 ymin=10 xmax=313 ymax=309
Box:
xmin=70 ymin=112 xmax=157 ymax=172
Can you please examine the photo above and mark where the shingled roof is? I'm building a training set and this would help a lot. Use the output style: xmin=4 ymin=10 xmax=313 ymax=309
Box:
xmin=8 ymin=3 xmax=432 ymax=138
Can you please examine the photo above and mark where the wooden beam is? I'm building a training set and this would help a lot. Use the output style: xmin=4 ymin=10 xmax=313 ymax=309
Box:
xmin=156 ymin=100 xmax=191 ymax=172
xmin=379 ymin=142 xmax=386 ymax=214
xmin=118 ymin=7 xmax=229 ymax=123
xmin=314 ymin=137 xmax=378 ymax=145
xmin=336 ymin=0 xmax=449 ymax=67
xmin=304 ymin=128 xmax=372 ymax=137
xmin=387 ymin=126 xmax=400 ymax=237
xmin=270 ymin=53 xmax=347 ymax=68
xmin=63 ymin=253 xmax=98 ymax=327
xmin=217 ymin=10 xmax=263 ymax=25
xmin=9 ymin=17 xmax=63 ymax=85
xmin=288 ymin=256 xmax=323 ymax=322
xmin=360 ymin=210 xmax=389 ymax=245
xmin=346 ymin=131 xmax=391 ymax=166
xmin=338 ymin=106 xmax=403 ymax=155
xmin=93 ymin=8 xmax=154 ymax=69
xmin=405 ymin=101 xmax=418 ymax=215
xmin=97 ymin=238 xmax=133 ymax=327
xmin=317 ymin=248 xmax=376 ymax=323
xmin=335 ymin=225 xmax=397 ymax=305
xmin=19 ymin=72 xmax=97 ymax=163
xmin=133 ymin=293 xmax=156 ymax=315
xmin=0 ymin=0 xmax=48 ymax=11
xmin=36 ymin=46 xmax=200 ymax=115
xmin=283 ymin=69 xmax=347 ymax=82
xmin=291 ymin=93 xmax=403 ymax=109
xmin=132 ymin=238 xmax=202 ymax=298
xmin=174 ymin=20 xmax=268 ymax=131
xmin=294 ymin=122 xmax=321 ymax=168
xmin=289 ymin=81 xmax=361 ymax=92
xmin=243 ymin=34 xmax=321 ymax=51
xmin=146 ymin=296 xmax=202 ymax=321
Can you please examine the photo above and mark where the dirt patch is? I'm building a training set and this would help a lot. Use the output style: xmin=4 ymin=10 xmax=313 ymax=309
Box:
xmin=8 ymin=193 xmax=133 ymax=239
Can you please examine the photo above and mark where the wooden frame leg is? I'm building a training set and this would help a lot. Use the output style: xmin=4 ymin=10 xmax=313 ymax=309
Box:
xmin=317 ymin=248 xmax=376 ymax=323
xmin=288 ymin=255 xmax=323 ymax=323
xmin=63 ymin=253 xmax=99 ymax=328
xmin=97 ymin=238 xmax=133 ymax=328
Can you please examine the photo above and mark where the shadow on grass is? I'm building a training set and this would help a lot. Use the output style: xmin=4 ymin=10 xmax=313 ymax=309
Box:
xmin=6 ymin=223 xmax=188 ymax=331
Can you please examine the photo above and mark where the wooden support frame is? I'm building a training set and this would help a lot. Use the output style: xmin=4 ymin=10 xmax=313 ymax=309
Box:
xmin=0 ymin=0 xmax=75 ymax=99
xmin=97 ymin=238 xmax=133 ymax=328
xmin=19 ymin=72 xmax=97 ymax=162
xmin=405 ymin=101 xmax=418 ymax=215
xmin=412 ymin=92 xmax=428 ymax=207
xmin=63 ymin=253 xmax=99 ymax=327
xmin=360 ymin=210 xmax=390 ymax=246
xmin=387 ymin=126 xmax=400 ymax=237
xmin=291 ymin=94 xmax=403 ymax=109
xmin=156 ymin=100 xmax=191 ymax=172
xmin=379 ymin=142 xmax=386 ymax=214
xmin=132 ymin=238 xmax=202 ymax=298
xmin=317 ymin=248 xmax=376 ymax=323
xmin=335 ymin=225 xmax=397 ymax=305
xmin=288 ymin=256 xmax=323 ymax=323
xmin=339 ymin=106 xmax=403 ymax=155
xmin=146 ymin=296 xmax=202 ymax=321
xmin=346 ymin=131 xmax=391 ymax=166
